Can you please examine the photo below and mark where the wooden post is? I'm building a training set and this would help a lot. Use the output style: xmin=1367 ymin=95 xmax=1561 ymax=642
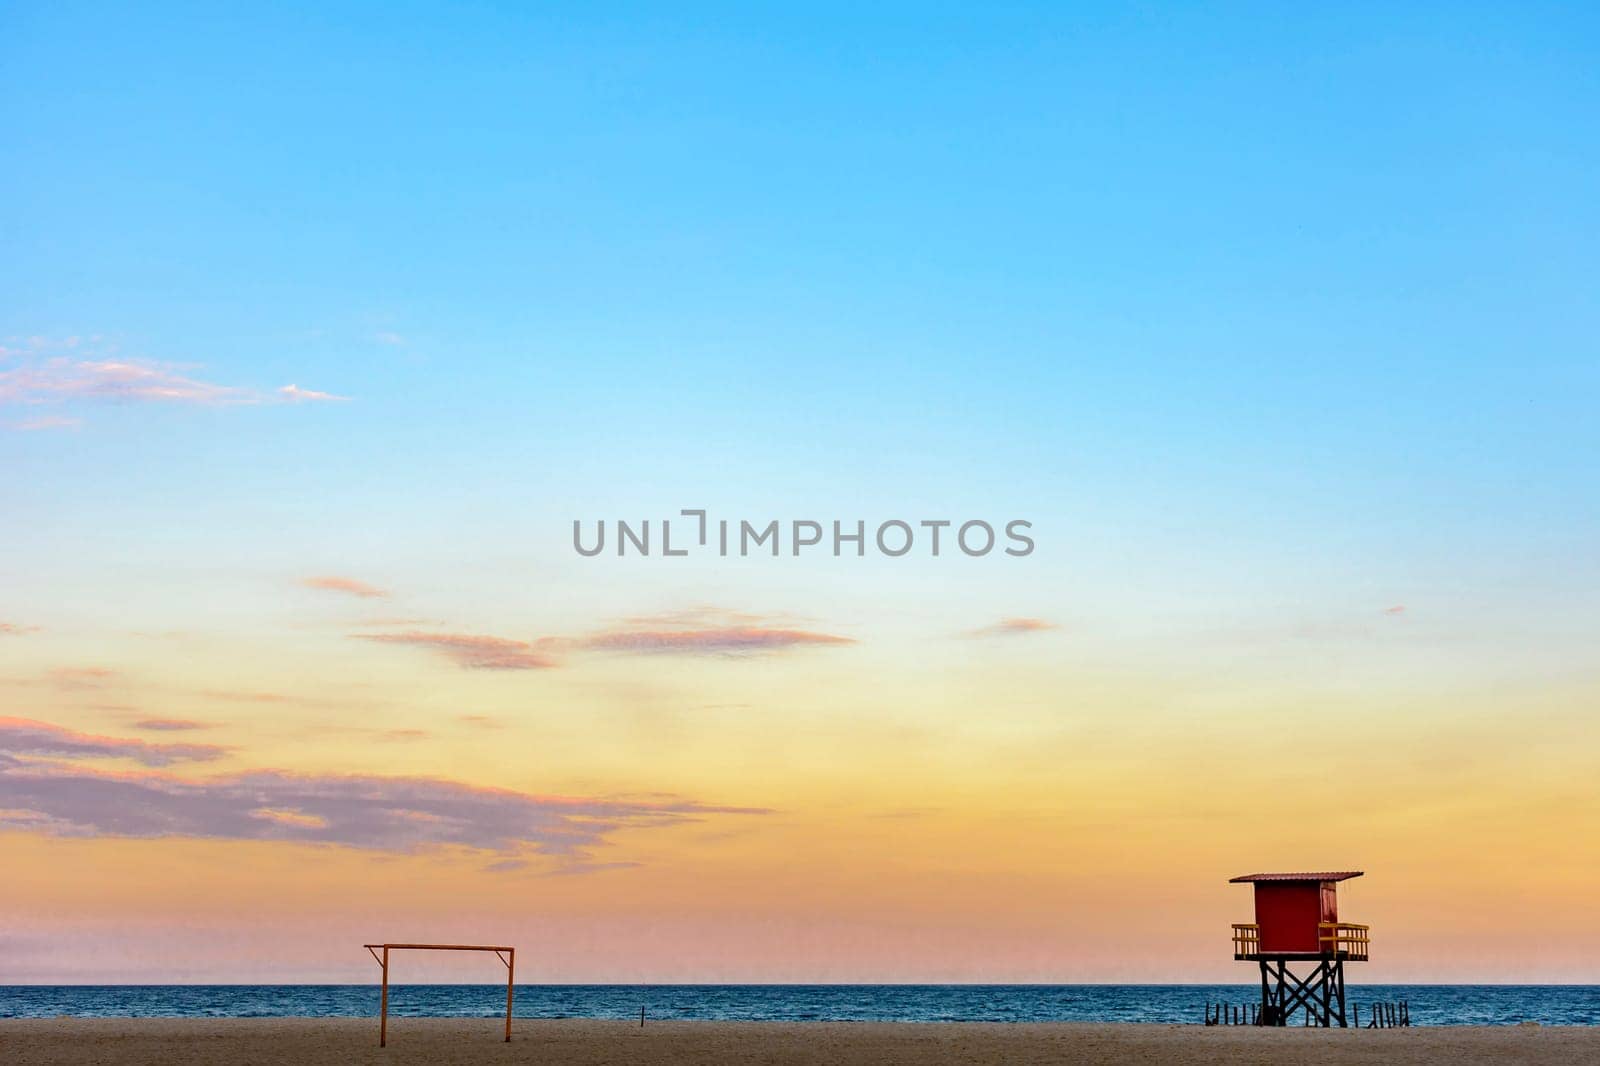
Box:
xmin=505 ymin=947 xmax=515 ymax=1043
xmin=380 ymin=946 xmax=389 ymax=1048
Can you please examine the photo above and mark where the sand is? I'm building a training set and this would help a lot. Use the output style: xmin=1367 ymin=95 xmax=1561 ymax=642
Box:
xmin=0 ymin=1018 xmax=1594 ymax=1065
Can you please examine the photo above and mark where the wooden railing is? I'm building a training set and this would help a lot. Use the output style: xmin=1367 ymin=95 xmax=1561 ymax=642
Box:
xmin=1318 ymin=922 xmax=1370 ymax=960
xmin=1230 ymin=921 xmax=1370 ymax=959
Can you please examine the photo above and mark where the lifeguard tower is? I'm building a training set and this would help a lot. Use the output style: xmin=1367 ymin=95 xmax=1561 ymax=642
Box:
xmin=1230 ymin=871 xmax=1369 ymax=1027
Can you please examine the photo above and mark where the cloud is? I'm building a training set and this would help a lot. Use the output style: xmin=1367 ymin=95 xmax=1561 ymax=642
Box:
xmin=0 ymin=719 xmax=767 ymax=860
xmin=1383 ymin=605 xmax=1407 ymax=616
xmin=1 ymin=623 xmax=40 ymax=636
xmin=352 ymin=608 xmax=852 ymax=671
xmin=965 ymin=617 xmax=1059 ymax=638
xmin=458 ymin=715 xmax=504 ymax=729
xmin=481 ymin=858 xmax=528 ymax=873
xmin=616 ymin=606 xmax=779 ymax=628
xmin=301 ymin=575 xmax=388 ymax=599
xmin=131 ymin=718 xmax=214 ymax=732
xmin=0 ymin=717 xmax=229 ymax=767
xmin=278 ymin=384 xmax=347 ymax=403
xmin=374 ymin=332 xmax=406 ymax=346
xmin=0 ymin=359 xmax=249 ymax=406
xmin=47 ymin=666 xmax=119 ymax=690
xmin=355 ymin=631 xmax=558 ymax=670
xmin=580 ymin=607 xmax=852 ymax=657
xmin=542 ymin=860 xmax=642 ymax=877
xmin=198 ymin=689 xmax=290 ymax=704
xmin=0 ymin=339 xmax=345 ymax=425
xmin=581 ymin=626 xmax=854 ymax=655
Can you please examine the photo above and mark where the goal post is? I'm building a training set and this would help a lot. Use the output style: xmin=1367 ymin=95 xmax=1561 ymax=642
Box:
xmin=362 ymin=942 xmax=515 ymax=1047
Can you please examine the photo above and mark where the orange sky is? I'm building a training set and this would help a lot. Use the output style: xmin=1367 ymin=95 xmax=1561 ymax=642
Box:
xmin=3 ymin=587 xmax=1595 ymax=983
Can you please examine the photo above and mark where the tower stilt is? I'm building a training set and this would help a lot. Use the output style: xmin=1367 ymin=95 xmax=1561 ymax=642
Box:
xmin=1255 ymin=957 xmax=1347 ymax=1027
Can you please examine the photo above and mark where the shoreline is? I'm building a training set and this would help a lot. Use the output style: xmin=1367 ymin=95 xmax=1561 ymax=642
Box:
xmin=2 ymin=1018 xmax=1594 ymax=1065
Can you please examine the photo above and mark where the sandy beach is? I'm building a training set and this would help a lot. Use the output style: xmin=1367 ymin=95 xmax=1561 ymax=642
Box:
xmin=1 ymin=1018 xmax=1594 ymax=1065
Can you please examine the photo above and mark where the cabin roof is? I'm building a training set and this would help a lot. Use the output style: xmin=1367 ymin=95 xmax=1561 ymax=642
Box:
xmin=1229 ymin=871 xmax=1363 ymax=883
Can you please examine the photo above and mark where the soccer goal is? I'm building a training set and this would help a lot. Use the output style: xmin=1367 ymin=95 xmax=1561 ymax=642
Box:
xmin=362 ymin=942 xmax=515 ymax=1047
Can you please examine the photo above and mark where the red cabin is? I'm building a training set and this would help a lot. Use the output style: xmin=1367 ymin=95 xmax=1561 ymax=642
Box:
xmin=1230 ymin=871 xmax=1364 ymax=958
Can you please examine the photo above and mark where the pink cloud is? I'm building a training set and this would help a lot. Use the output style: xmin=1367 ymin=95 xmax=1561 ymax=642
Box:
xmin=0 ymin=359 xmax=249 ymax=405
xmin=582 ymin=626 xmax=854 ymax=654
xmin=355 ymin=630 xmax=558 ymax=670
xmin=0 ymin=717 xmax=228 ymax=767
xmin=197 ymin=689 xmax=290 ymax=704
xmin=47 ymin=666 xmax=119 ymax=690
xmin=616 ymin=606 xmax=777 ymax=628
xmin=352 ymin=608 xmax=852 ymax=670
xmin=1 ymin=622 xmax=40 ymax=636
xmin=131 ymin=718 xmax=214 ymax=732
xmin=580 ymin=607 xmax=852 ymax=657
xmin=1383 ymin=605 xmax=1407 ymax=616
xmin=301 ymin=575 xmax=388 ymax=599
xmin=0 ymin=340 xmax=345 ymax=425
xmin=966 ymin=617 xmax=1059 ymax=638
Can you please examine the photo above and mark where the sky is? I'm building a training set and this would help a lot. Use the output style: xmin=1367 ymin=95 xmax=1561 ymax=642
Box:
xmin=1 ymin=3 xmax=1598 ymax=983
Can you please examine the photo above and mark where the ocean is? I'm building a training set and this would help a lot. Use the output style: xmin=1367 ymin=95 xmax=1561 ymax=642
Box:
xmin=1 ymin=985 xmax=1595 ymax=1026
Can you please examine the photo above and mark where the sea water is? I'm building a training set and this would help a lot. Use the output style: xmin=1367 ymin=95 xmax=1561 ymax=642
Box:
xmin=1 ymin=984 xmax=1596 ymax=1025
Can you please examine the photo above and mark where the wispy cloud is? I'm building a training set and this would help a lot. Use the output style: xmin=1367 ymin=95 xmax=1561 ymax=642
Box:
xmin=1383 ymin=605 xmax=1407 ymax=616
xmin=964 ymin=617 xmax=1059 ymax=638
xmin=616 ymin=606 xmax=781 ymax=628
xmin=542 ymin=860 xmax=642 ymax=877
xmin=581 ymin=607 xmax=852 ymax=656
xmin=197 ymin=689 xmax=291 ymax=704
xmin=355 ymin=631 xmax=558 ymax=670
xmin=0 ymin=717 xmax=229 ymax=767
xmin=0 ymin=338 xmax=345 ymax=425
xmin=131 ymin=718 xmax=215 ymax=732
xmin=47 ymin=666 xmax=119 ymax=690
xmin=0 ymin=359 xmax=248 ymax=406
xmin=301 ymin=575 xmax=388 ymax=599
xmin=1 ymin=623 xmax=41 ymax=636
xmin=278 ymin=384 xmax=347 ymax=403
xmin=582 ymin=626 xmax=853 ymax=654
xmin=0 ymin=719 xmax=767 ymax=862
xmin=352 ymin=608 xmax=853 ymax=671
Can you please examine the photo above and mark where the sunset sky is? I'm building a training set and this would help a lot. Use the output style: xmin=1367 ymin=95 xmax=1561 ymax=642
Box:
xmin=3 ymin=4 xmax=1598 ymax=984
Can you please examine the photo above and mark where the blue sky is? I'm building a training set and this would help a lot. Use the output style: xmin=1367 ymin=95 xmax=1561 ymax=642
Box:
xmin=4 ymin=2 xmax=1598 ymax=667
